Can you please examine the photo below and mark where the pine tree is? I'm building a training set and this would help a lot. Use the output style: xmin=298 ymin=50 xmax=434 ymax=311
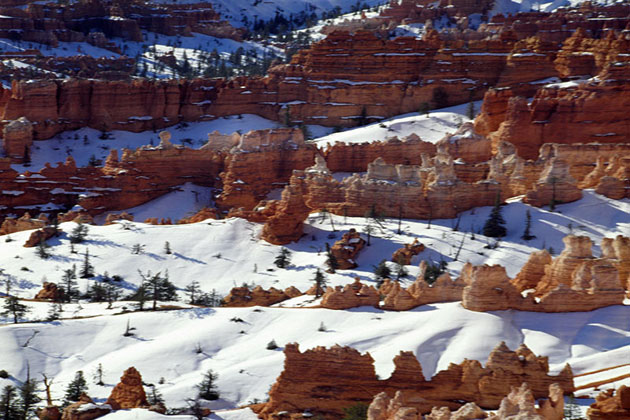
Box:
xmin=185 ymin=280 xmax=200 ymax=304
xmin=0 ymin=385 xmax=19 ymax=420
xmin=46 ymin=303 xmax=62 ymax=322
xmin=1 ymin=297 xmax=29 ymax=324
xmin=196 ymin=370 xmax=219 ymax=401
xmin=18 ymin=375 xmax=40 ymax=420
xmin=274 ymin=247 xmax=292 ymax=269
xmin=61 ymin=265 xmax=78 ymax=302
xmin=324 ymin=243 xmax=339 ymax=274
xmin=36 ymin=240 xmax=50 ymax=259
xmin=147 ymin=385 xmax=164 ymax=406
xmin=69 ymin=223 xmax=88 ymax=244
xmin=62 ymin=371 xmax=87 ymax=407
xmin=164 ymin=241 xmax=171 ymax=255
xmin=92 ymin=364 xmax=104 ymax=386
xmin=312 ymin=269 xmax=327 ymax=298
xmin=395 ymin=256 xmax=408 ymax=281
xmin=341 ymin=403 xmax=369 ymax=420
xmin=466 ymin=101 xmax=476 ymax=120
xmin=373 ymin=260 xmax=391 ymax=283
xmin=521 ymin=210 xmax=536 ymax=240
xmin=482 ymin=192 xmax=507 ymax=238
xmin=80 ymin=249 xmax=94 ymax=278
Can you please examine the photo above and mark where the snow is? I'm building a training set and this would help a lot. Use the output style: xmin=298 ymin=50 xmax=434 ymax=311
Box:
xmin=311 ymin=101 xmax=482 ymax=147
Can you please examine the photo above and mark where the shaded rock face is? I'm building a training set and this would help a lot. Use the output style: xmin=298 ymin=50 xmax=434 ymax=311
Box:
xmin=23 ymin=227 xmax=58 ymax=248
xmin=61 ymin=394 xmax=110 ymax=420
xmin=256 ymin=342 xmax=573 ymax=419
xmin=37 ymin=405 xmax=61 ymax=420
xmin=2 ymin=117 xmax=32 ymax=163
xmin=223 ymin=286 xmax=302 ymax=307
xmin=588 ymin=386 xmax=630 ymax=419
xmin=105 ymin=367 xmax=148 ymax=410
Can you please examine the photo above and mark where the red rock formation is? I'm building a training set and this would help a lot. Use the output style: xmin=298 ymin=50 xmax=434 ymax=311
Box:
xmin=223 ymin=285 xmax=301 ymax=307
xmin=216 ymin=128 xmax=316 ymax=211
xmin=176 ymin=208 xmax=218 ymax=224
xmin=436 ymin=123 xmax=492 ymax=164
xmin=0 ymin=212 xmax=45 ymax=235
xmin=486 ymin=383 xmax=563 ymax=420
xmin=61 ymin=394 xmax=110 ymax=420
xmin=588 ymin=386 xmax=630 ymax=419
xmin=2 ymin=117 xmax=32 ymax=163
xmin=34 ymin=282 xmax=64 ymax=302
xmin=391 ymin=239 xmax=425 ymax=265
xmin=23 ymin=227 xmax=58 ymax=248
xmin=37 ymin=406 xmax=61 ymax=420
xmin=320 ymin=278 xmax=379 ymax=309
xmin=462 ymin=236 xmax=627 ymax=312
xmin=330 ymin=229 xmax=367 ymax=270
xmin=257 ymin=342 xmax=573 ymax=419
xmin=482 ymin=64 xmax=630 ymax=160
xmin=105 ymin=367 xmax=148 ymax=410
xmin=523 ymin=158 xmax=582 ymax=207
xmin=104 ymin=212 xmax=133 ymax=225
xmin=260 ymin=175 xmax=311 ymax=245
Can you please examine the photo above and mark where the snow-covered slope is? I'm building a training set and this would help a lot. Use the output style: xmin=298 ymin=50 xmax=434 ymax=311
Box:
xmin=2 ymin=190 xmax=628 ymax=305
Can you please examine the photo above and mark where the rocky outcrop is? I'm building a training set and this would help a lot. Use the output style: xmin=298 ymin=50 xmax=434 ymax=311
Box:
xmin=223 ymin=285 xmax=301 ymax=307
xmin=105 ymin=367 xmax=148 ymax=411
xmin=380 ymin=267 xmax=465 ymax=311
xmin=320 ymin=278 xmax=379 ymax=309
xmin=436 ymin=123 xmax=492 ymax=164
xmin=524 ymin=158 xmax=582 ymax=207
xmin=260 ymin=175 xmax=311 ymax=245
xmin=34 ymin=282 xmax=64 ymax=302
xmin=257 ymin=342 xmax=573 ymax=419
xmin=23 ymin=227 xmax=58 ymax=248
xmin=37 ymin=406 xmax=61 ymax=420
xmin=486 ymin=383 xmax=563 ymax=420
xmin=588 ymin=386 xmax=630 ymax=420
xmin=176 ymin=208 xmax=218 ymax=224
xmin=462 ymin=235 xmax=627 ymax=313
xmin=330 ymin=229 xmax=367 ymax=270
xmin=481 ymin=64 xmax=630 ymax=160
xmin=216 ymin=128 xmax=315 ymax=211
xmin=61 ymin=394 xmax=110 ymax=420
xmin=391 ymin=239 xmax=425 ymax=265
xmin=0 ymin=212 xmax=45 ymax=235
xmin=2 ymin=117 xmax=32 ymax=163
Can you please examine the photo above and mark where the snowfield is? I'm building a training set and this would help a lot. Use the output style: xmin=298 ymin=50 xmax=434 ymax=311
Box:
xmin=0 ymin=189 xmax=629 ymax=414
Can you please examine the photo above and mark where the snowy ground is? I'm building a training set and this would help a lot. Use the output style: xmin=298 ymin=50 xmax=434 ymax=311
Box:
xmin=311 ymin=101 xmax=481 ymax=147
xmin=1 ymin=189 xmax=628 ymax=307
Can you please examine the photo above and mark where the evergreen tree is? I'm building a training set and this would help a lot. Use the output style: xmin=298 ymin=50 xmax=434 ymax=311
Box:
xmin=274 ymin=247 xmax=291 ymax=269
xmin=423 ymin=260 xmax=448 ymax=285
xmin=61 ymin=265 xmax=78 ymax=302
xmin=69 ymin=223 xmax=88 ymax=244
xmin=92 ymin=364 xmax=104 ymax=386
xmin=18 ymin=376 xmax=40 ymax=420
xmin=185 ymin=280 xmax=200 ymax=304
xmin=196 ymin=370 xmax=219 ymax=401
xmin=482 ymin=192 xmax=507 ymax=238
xmin=1 ymin=297 xmax=29 ymax=324
xmin=324 ymin=243 xmax=339 ymax=274
xmin=139 ymin=271 xmax=178 ymax=311
xmin=62 ymin=371 xmax=87 ymax=407
xmin=395 ymin=256 xmax=408 ymax=281
xmin=36 ymin=241 xmax=50 ymax=259
xmin=373 ymin=260 xmax=391 ymax=283
xmin=466 ymin=101 xmax=476 ymax=120
xmin=0 ymin=385 xmax=19 ymax=420
xmin=164 ymin=241 xmax=171 ymax=255
xmin=46 ymin=303 xmax=62 ymax=322
xmin=312 ymin=269 xmax=327 ymax=298
xmin=341 ymin=403 xmax=368 ymax=420
xmin=521 ymin=209 xmax=536 ymax=240
xmin=418 ymin=102 xmax=430 ymax=116
xmin=80 ymin=249 xmax=94 ymax=278
xmin=147 ymin=385 xmax=164 ymax=406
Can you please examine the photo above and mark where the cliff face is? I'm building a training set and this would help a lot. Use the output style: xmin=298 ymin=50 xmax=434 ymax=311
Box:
xmin=256 ymin=342 xmax=573 ymax=419
xmin=475 ymin=62 xmax=630 ymax=160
